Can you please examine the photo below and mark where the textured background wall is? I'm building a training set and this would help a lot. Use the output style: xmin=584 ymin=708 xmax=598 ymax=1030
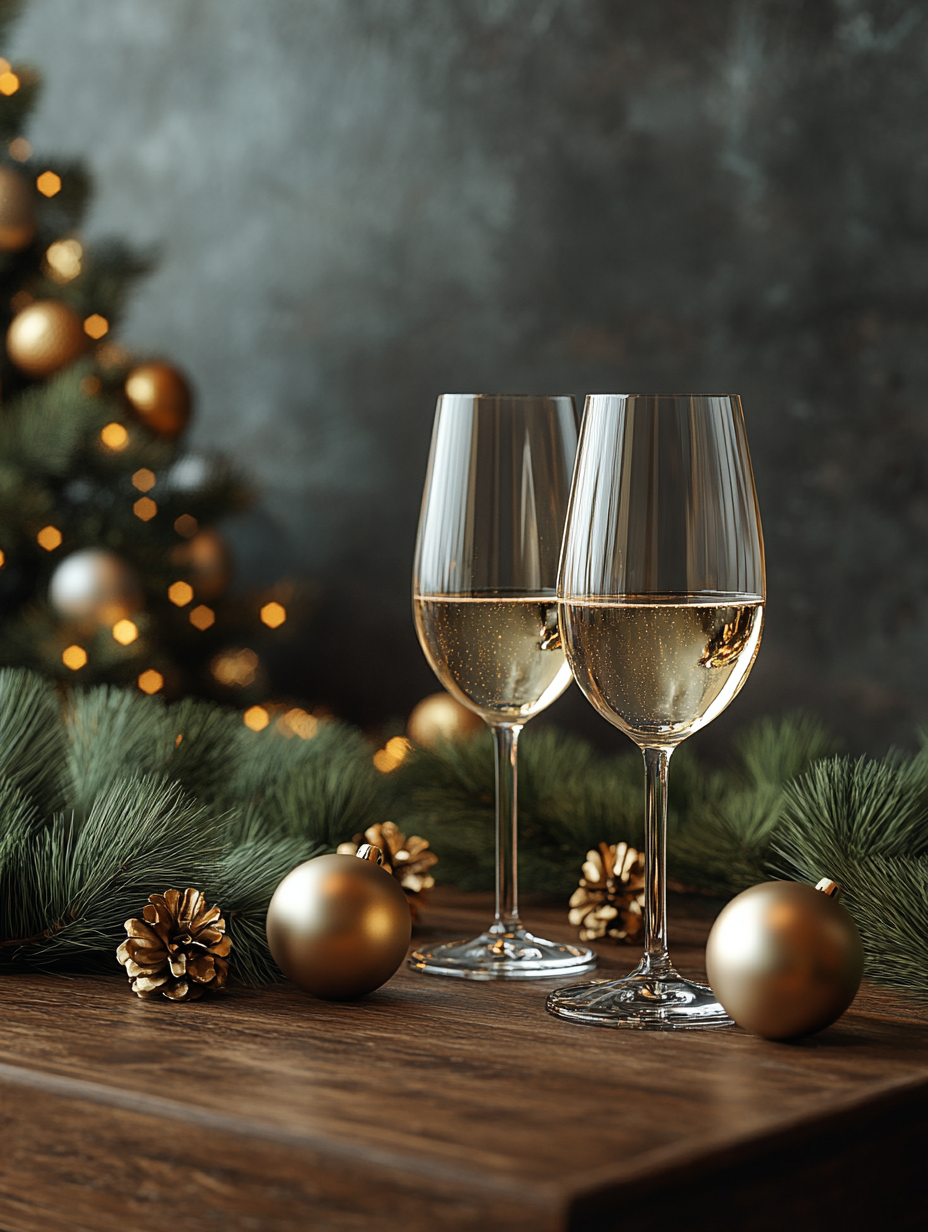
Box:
xmin=8 ymin=0 xmax=928 ymax=755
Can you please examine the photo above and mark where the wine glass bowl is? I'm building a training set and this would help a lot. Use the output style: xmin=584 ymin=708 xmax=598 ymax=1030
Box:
xmin=409 ymin=393 xmax=597 ymax=979
xmin=548 ymin=394 xmax=765 ymax=1028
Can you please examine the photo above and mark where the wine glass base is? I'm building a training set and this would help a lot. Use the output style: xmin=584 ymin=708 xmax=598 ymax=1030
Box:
xmin=546 ymin=967 xmax=733 ymax=1030
xmin=408 ymin=927 xmax=597 ymax=981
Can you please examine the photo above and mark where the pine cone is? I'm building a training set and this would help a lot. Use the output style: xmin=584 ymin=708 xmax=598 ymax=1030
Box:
xmin=568 ymin=842 xmax=646 ymax=944
xmin=116 ymin=888 xmax=231 ymax=1001
xmin=337 ymin=821 xmax=438 ymax=920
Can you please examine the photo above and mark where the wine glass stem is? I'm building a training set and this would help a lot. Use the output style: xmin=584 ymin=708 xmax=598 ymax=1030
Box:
xmin=492 ymin=723 xmax=522 ymax=933
xmin=642 ymin=745 xmax=674 ymax=976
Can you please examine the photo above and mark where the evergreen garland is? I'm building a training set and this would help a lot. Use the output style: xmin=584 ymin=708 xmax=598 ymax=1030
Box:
xmin=2 ymin=662 xmax=928 ymax=1001
xmin=0 ymin=667 xmax=384 ymax=983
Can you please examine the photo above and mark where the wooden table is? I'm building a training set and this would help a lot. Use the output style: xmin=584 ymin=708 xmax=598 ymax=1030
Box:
xmin=0 ymin=888 xmax=926 ymax=1231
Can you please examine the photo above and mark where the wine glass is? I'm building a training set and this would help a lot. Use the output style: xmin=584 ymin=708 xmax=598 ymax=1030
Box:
xmin=548 ymin=394 xmax=765 ymax=1028
xmin=409 ymin=394 xmax=597 ymax=979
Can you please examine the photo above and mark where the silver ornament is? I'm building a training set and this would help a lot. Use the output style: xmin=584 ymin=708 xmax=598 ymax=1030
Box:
xmin=49 ymin=549 xmax=144 ymax=624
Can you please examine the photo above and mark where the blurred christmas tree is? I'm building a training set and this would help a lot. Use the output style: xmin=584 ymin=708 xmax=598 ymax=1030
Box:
xmin=0 ymin=3 xmax=291 ymax=707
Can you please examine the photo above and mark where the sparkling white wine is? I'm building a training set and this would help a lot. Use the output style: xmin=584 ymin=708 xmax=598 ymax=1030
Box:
xmin=560 ymin=596 xmax=764 ymax=744
xmin=414 ymin=594 xmax=573 ymax=724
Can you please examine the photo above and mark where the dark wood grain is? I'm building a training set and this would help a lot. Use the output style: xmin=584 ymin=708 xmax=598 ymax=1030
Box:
xmin=0 ymin=889 xmax=926 ymax=1231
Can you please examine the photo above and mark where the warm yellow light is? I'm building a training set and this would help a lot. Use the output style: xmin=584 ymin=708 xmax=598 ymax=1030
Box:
xmin=132 ymin=468 xmax=156 ymax=492
xmin=112 ymin=619 xmax=139 ymax=646
xmin=37 ymin=525 xmax=62 ymax=551
xmin=81 ymin=374 xmax=101 ymax=397
xmin=174 ymin=513 xmax=198 ymax=538
xmin=168 ymin=581 xmax=193 ymax=607
xmin=133 ymin=496 xmax=157 ymax=522
xmin=373 ymin=736 xmax=412 ymax=773
xmin=46 ymin=238 xmax=82 ymax=283
xmin=8 ymin=136 xmax=30 ymax=162
xmin=175 ymin=733 xmax=183 ymax=747
xmin=243 ymin=705 xmax=270 ymax=732
xmin=100 ymin=422 xmax=129 ymax=451
xmin=260 ymin=601 xmax=286 ymax=629
xmin=0 ymin=59 xmax=9 ymax=75
xmin=62 ymin=645 xmax=87 ymax=671
xmin=138 ymin=669 xmax=164 ymax=695
xmin=0 ymin=549 xmax=5 ymax=567
xmin=36 ymin=170 xmax=61 ymax=197
xmin=189 ymin=604 xmax=215 ymax=630
xmin=0 ymin=72 xmax=20 ymax=97
xmin=280 ymin=707 xmax=318 ymax=740
xmin=83 ymin=313 xmax=108 ymax=340
xmin=211 ymin=647 xmax=258 ymax=686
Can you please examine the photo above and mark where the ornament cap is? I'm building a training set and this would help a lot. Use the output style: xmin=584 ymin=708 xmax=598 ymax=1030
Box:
xmin=815 ymin=877 xmax=840 ymax=898
xmin=356 ymin=843 xmax=383 ymax=865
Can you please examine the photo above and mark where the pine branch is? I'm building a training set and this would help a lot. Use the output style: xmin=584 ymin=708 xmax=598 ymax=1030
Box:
xmin=65 ymin=686 xmax=175 ymax=818
xmin=0 ymin=666 xmax=67 ymax=814
xmin=0 ymin=775 xmax=218 ymax=969
xmin=669 ymin=714 xmax=841 ymax=896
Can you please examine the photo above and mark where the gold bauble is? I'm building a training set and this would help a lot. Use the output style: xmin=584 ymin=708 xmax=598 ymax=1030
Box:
xmin=266 ymin=852 xmax=412 ymax=1000
xmin=705 ymin=880 xmax=864 ymax=1040
xmin=125 ymin=362 xmax=192 ymax=439
xmin=170 ymin=527 xmax=232 ymax=600
xmin=0 ymin=165 xmax=35 ymax=252
xmin=7 ymin=299 xmax=87 ymax=377
xmin=48 ymin=548 xmax=144 ymax=625
xmin=407 ymin=691 xmax=483 ymax=748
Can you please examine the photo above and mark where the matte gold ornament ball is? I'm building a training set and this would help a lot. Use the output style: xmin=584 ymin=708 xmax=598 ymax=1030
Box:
xmin=7 ymin=299 xmax=87 ymax=376
xmin=125 ymin=362 xmax=192 ymax=439
xmin=0 ymin=164 xmax=36 ymax=252
xmin=48 ymin=548 xmax=143 ymax=625
xmin=407 ymin=691 xmax=483 ymax=749
xmin=705 ymin=880 xmax=864 ymax=1040
xmin=266 ymin=850 xmax=412 ymax=1000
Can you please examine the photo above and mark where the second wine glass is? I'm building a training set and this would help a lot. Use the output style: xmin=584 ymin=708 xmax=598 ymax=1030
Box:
xmin=548 ymin=394 xmax=765 ymax=1028
xmin=409 ymin=393 xmax=596 ymax=979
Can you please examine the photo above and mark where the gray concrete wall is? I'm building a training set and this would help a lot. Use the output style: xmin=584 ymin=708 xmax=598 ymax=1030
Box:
xmin=9 ymin=0 xmax=928 ymax=754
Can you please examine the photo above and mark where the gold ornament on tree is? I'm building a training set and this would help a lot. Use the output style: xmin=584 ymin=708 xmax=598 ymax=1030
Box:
xmin=116 ymin=888 xmax=231 ymax=1002
xmin=266 ymin=846 xmax=411 ymax=999
xmin=7 ymin=299 xmax=87 ymax=376
xmin=407 ymin=691 xmax=483 ymax=749
xmin=705 ymin=879 xmax=864 ymax=1039
xmin=48 ymin=548 xmax=143 ymax=625
xmin=125 ymin=361 xmax=192 ymax=439
xmin=568 ymin=842 xmax=646 ymax=943
xmin=0 ymin=164 xmax=35 ymax=252
xmin=337 ymin=821 xmax=438 ymax=920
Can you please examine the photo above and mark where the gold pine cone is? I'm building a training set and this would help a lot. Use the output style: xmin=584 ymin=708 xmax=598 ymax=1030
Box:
xmin=568 ymin=841 xmax=646 ymax=944
xmin=337 ymin=821 xmax=438 ymax=920
xmin=116 ymin=888 xmax=232 ymax=1001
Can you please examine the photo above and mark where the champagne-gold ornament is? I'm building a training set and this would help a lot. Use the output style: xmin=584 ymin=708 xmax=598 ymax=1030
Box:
xmin=170 ymin=527 xmax=232 ymax=600
xmin=337 ymin=821 xmax=438 ymax=920
xmin=117 ymin=888 xmax=231 ymax=1001
xmin=568 ymin=841 xmax=645 ymax=943
xmin=49 ymin=548 xmax=143 ymax=624
xmin=7 ymin=299 xmax=87 ymax=376
xmin=0 ymin=164 xmax=35 ymax=251
xmin=407 ymin=691 xmax=483 ymax=749
xmin=125 ymin=362 xmax=192 ymax=439
xmin=266 ymin=846 xmax=411 ymax=999
xmin=705 ymin=879 xmax=864 ymax=1040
